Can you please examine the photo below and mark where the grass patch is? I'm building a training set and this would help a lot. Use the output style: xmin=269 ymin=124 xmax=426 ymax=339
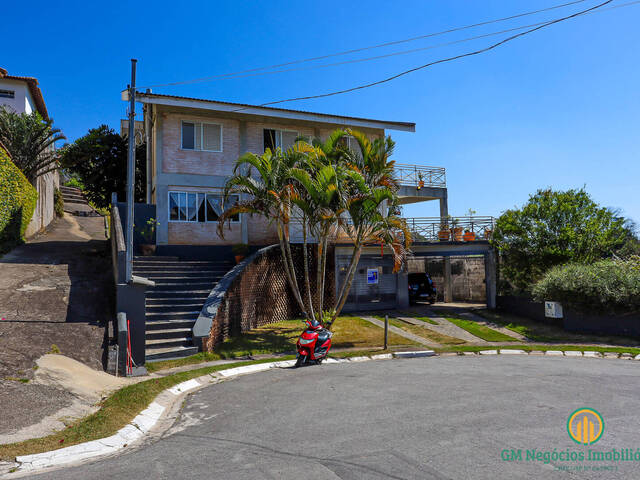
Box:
xmin=148 ymin=316 xmax=417 ymax=372
xmin=474 ymin=309 xmax=640 ymax=346
xmin=438 ymin=315 xmax=519 ymax=342
xmin=398 ymin=311 xmax=438 ymax=325
xmin=0 ymin=358 xmax=280 ymax=461
xmin=372 ymin=315 xmax=466 ymax=345
xmin=4 ymin=377 xmax=29 ymax=383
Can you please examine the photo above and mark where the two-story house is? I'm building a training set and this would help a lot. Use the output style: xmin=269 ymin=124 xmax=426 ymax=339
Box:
xmin=117 ymin=91 xmax=495 ymax=362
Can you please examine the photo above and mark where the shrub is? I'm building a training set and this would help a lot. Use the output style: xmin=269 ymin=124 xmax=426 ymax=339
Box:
xmin=532 ymin=257 xmax=640 ymax=313
xmin=64 ymin=176 xmax=84 ymax=190
xmin=0 ymin=148 xmax=38 ymax=253
xmin=54 ymin=187 xmax=64 ymax=217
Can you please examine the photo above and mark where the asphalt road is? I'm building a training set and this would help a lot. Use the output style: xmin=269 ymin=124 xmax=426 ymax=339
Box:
xmin=36 ymin=356 xmax=640 ymax=479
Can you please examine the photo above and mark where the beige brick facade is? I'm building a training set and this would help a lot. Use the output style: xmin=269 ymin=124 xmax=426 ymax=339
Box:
xmin=156 ymin=105 xmax=387 ymax=247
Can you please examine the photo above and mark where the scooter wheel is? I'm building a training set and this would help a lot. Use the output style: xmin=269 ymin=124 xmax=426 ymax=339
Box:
xmin=295 ymin=355 xmax=306 ymax=368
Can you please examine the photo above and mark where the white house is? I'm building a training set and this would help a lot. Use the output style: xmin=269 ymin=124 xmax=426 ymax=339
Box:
xmin=0 ymin=67 xmax=59 ymax=236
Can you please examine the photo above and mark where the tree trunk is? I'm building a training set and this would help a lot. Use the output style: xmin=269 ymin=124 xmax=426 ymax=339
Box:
xmin=302 ymin=217 xmax=315 ymax=320
xmin=277 ymin=223 xmax=307 ymax=317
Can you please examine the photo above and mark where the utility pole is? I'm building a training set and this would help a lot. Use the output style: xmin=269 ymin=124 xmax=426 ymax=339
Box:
xmin=125 ymin=59 xmax=137 ymax=283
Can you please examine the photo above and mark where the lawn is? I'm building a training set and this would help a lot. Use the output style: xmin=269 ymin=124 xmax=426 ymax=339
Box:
xmin=397 ymin=311 xmax=438 ymax=325
xmin=371 ymin=315 xmax=466 ymax=345
xmin=431 ymin=312 xmax=519 ymax=343
xmin=474 ymin=309 xmax=640 ymax=346
xmin=148 ymin=316 xmax=417 ymax=372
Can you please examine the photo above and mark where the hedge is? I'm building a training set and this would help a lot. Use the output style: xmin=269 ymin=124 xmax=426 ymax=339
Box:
xmin=532 ymin=257 xmax=640 ymax=313
xmin=0 ymin=148 xmax=38 ymax=253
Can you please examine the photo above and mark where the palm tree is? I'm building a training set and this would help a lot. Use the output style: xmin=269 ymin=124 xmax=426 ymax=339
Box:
xmin=0 ymin=107 xmax=65 ymax=183
xmin=217 ymin=147 xmax=310 ymax=318
xmin=219 ymin=129 xmax=412 ymax=329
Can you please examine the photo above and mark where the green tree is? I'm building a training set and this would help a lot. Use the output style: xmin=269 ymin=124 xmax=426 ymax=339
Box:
xmin=60 ymin=125 xmax=146 ymax=209
xmin=492 ymin=188 xmax=635 ymax=293
xmin=0 ymin=107 xmax=65 ymax=183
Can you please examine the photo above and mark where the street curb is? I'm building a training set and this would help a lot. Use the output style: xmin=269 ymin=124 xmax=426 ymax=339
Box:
xmin=6 ymin=347 xmax=638 ymax=475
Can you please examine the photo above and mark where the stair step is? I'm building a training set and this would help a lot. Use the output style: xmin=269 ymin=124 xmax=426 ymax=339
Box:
xmin=146 ymin=298 xmax=207 ymax=305
xmin=146 ymin=327 xmax=193 ymax=340
xmin=145 ymin=291 xmax=211 ymax=298
xmin=145 ymin=312 xmax=198 ymax=321
xmin=135 ymin=274 xmax=224 ymax=280
xmin=134 ymin=259 xmax=231 ymax=265
xmin=146 ymin=304 xmax=203 ymax=311
xmin=146 ymin=320 xmax=196 ymax=330
xmin=146 ymin=336 xmax=191 ymax=347
xmin=133 ymin=256 xmax=180 ymax=262
xmin=145 ymin=346 xmax=199 ymax=362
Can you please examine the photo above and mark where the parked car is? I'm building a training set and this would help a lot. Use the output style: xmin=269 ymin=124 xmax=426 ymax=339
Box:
xmin=408 ymin=272 xmax=437 ymax=304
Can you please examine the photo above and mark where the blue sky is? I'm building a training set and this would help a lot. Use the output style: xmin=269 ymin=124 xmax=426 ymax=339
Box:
xmin=4 ymin=0 xmax=639 ymax=223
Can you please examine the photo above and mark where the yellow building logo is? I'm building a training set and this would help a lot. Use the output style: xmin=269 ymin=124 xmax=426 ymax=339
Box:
xmin=567 ymin=408 xmax=604 ymax=445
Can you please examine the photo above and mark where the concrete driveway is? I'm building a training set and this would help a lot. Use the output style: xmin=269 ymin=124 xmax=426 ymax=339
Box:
xmin=35 ymin=356 xmax=640 ymax=479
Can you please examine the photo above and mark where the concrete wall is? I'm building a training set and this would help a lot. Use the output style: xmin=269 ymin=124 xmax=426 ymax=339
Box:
xmin=25 ymin=170 xmax=59 ymax=238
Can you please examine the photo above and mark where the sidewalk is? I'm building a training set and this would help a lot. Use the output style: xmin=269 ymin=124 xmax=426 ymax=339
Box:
xmin=0 ymin=206 xmax=111 ymax=439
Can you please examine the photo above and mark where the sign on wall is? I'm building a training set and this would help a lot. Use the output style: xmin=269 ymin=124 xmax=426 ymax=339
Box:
xmin=367 ymin=268 xmax=379 ymax=285
xmin=545 ymin=301 xmax=563 ymax=318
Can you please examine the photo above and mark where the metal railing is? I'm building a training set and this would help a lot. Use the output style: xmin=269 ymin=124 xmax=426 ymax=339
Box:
xmin=406 ymin=216 xmax=495 ymax=242
xmin=393 ymin=164 xmax=446 ymax=189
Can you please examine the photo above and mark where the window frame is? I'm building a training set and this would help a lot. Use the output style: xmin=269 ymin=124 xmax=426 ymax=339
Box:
xmin=168 ymin=190 xmax=241 ymax=224
xmin=263 ymin=128 xmax=299 ymax=152
xmin=180 ymin=121 xmax=223 ymax=153
xmin=0 ymin=89 xmax=15 ymax=99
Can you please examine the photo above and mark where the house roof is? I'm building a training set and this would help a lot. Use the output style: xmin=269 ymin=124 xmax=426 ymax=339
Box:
xmin=0 ymin=67 xmax=49 ymax=120
xmin=130 ymin=91 xmax=415 ymax=132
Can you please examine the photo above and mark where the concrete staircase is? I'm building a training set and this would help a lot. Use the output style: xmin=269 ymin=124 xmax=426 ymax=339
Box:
xmin=133 ymin=256 xmax=234 ymax=362
xmin=60 ymin=186 xmax=100 ymax=216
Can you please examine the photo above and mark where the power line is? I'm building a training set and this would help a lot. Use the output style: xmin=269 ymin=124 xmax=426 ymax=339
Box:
xmin=140 ymin=0 xmax=590 ymax=88
xmin=183 ymin=0 xmax=640 ymax=82
xmin=245 ymin=0 xmax=614 ymax=109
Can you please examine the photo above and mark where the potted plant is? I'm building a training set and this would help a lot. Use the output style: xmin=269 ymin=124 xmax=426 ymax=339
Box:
xmin=484 ymin=227 xmax=493 ymax=240
xmin=437 ymin=219 xmax=450 ymax=241
xmin=138 ymin=218 xmax=159 ymax=256
xmin=417 ymin=171 xmax=425 ymax=189
xmin=232 ymin=243 xmax=249 ymax=263
xmin=463 ymin=229 xmax=476 ymax=241
xmin=451 ymin=218 xmax=463 ymax=241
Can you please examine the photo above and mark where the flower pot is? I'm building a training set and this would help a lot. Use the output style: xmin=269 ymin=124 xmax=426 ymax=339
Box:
xmin=234 ymin=255 xmax=245 ymax=264
xmin=484 ymin=228 xmax=493 ymax=240
xmin=463 ymin=231 xmax=476 ymax=242
xmin=418 ymin=180 xmax=425 ymax=188
xmin=437 ymin=230 xmax=450 ymax=241
xmin=140 ymin=244 xmax=156 ymax=256
xmin=453 ymin=227 xmax=463 ymax=242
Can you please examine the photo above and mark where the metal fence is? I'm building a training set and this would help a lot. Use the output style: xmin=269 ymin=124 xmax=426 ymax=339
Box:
xmin=406 ymin=216 xmax=496 ymax=242
xmin=393 ymin=164 xmax=446 ymax=188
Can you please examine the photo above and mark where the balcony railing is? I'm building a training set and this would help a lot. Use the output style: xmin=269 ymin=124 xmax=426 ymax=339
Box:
xmin=290 ymin=216 xmax=495 ymax=244
xmin=394 ymin=164 xmax=446 ymax=189
xmin=406 ymin=216 xmax=495 ymax=243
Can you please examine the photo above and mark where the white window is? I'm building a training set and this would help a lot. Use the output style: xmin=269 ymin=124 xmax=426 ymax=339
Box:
xmin=169 ymin=191 xmax=240 ymax=223
xmin=0 ymin=89 xmax=15 ymax=99
xmin=181 ymin=121 xmax=223 ymax=152
xmin=339 ymin=135 xmax=362 ymax=160
xmin=263 ymin=129 xmax=298 ymax=152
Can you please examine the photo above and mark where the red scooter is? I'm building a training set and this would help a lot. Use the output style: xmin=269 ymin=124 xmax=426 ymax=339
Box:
xmin=295 ymin=318 xmax=333 ymax=367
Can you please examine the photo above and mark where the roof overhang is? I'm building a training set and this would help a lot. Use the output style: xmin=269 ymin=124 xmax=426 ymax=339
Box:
xmin=0 ymin=68 xmax=48 ymax=120
xmin=124 ymin=91 xmax=415 ymax=132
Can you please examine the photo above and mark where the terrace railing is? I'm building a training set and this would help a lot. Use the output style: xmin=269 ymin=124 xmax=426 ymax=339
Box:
xmin=393 ymin=164 xmax=446 ymax=189
xmin=406 ymin=216 xmax=496 ymax=243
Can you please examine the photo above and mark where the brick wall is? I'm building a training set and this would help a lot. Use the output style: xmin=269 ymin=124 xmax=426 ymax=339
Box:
xmin=203 ymin=245 xmax=335 ymax=351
